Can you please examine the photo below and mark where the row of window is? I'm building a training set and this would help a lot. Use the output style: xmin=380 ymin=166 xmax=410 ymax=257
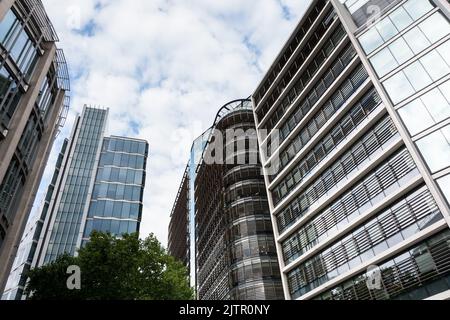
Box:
xmin=0 ymin=156 xmax=25 ymax=223
xmin=87 ymin=200 xmax=141 ymax=220
xmin=230 ymin=218 xmax=274 ymax=241
xmin=92 ymin=182 xmax=143 ymax=202
xmin=254 ymin=0 xmax=328 ymax=106
xmin=398 ymin=79 xmax=450 ymax=137
xmin=223 ymin=165 xmax=262 ymax=188
xmin=288 ymin=186 xmax=442 ymax=299
xmin=282 ymin=149 xmax=418 ymax=264
xmin=103 ymin=137 xmax=147 ymax=156
xmin=359 ymin=0 xmax=435 ymax=54
xmin=274 ymin=43 xmax=357 ymax=147
xmin=438 ymin=175 xmax=450 ymax=207
xmin=274 ymin=115 xmax=399 ymax=232
xmin=36 ymin=75 xmax=57 ymax=119
xmin=259 ymin=23 xmax=347 ymax=131
xmin=83 ymin=218 xmax=139 ymax=238
xmin=229 ymin=281 xmax=284 ymax=300
xmin=313 ymin=229 xmax=450 ymax=300
xmin=99 ymin=151 xmax=146 ymax=170
xmin=384 ymin=39 xmax=450 ymax=105
xmin=95 ymin=166 xmax=145 ymax=186
xmin=268 ymin=63 xmax=369 ymax=175
xmin=370 ymin=12 xmax=450 ymax=78
xmin=277 ymin=147 xmax=417 ymax=233
xmin=272 ymin=115 xmax=399 ymax=206
xmin=272 ymin=88 xmax=381 ymax=204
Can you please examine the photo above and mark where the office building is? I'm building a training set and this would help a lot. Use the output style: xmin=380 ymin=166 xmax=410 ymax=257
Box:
xmin=29 ymin=106 xmax=148 ymax=269
xmin=252 ymin=0 xmax=450 ymax=300
xmin=0 ymin=0 xmax=70 ymax=292
xmin=2 ymin=138 xmax=68 ymax=300
xmin=169 ymin=99 xmax=284 ymax=300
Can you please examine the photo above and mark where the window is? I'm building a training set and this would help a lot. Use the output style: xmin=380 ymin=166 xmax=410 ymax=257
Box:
xmin=398 ymin=100 xmax=434 ymax=136
xmin=384 ymin=72 xmax=414 ymax=105
xmin=376 ymin=17 xmax=397 ymax=42
xmin=420 ymin=50 xmax=449 ymax=81
xmin=419 ymin=12 xmax=450 ymax=43
xmin=403 ymin=61 xmax=432 ymax=91
xmin=416 ymin=125 xmax=450 ymax=173
xmin=404 ymin=27 xmax=430 ymax=54
xmin=384 ymin=40 xmax=450 ymax=105
xmin=403 ymin=0 xmax=434 ymax=21
xmin=390 ymin=7 xmax=413 ymax=31
xmin=371 ymin=48 xmax=398 ymax=77
xmin=390 ymin=38 xmax=413 ymax=66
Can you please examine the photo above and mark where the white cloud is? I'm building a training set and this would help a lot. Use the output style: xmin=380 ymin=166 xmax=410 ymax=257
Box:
xmin=35 ymin=0 xmax=311 ymax=247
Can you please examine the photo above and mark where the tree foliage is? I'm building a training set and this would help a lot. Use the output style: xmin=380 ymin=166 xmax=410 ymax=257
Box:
xmin=25 ymin=232 xmax=193 ymax=300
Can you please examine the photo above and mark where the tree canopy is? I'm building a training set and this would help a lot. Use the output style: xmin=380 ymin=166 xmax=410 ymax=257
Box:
xmin=25 ymin=232 xmax=193 ymax=300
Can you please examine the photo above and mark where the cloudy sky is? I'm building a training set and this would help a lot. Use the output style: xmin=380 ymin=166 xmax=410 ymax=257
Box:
xmin=35 ymin=0 xmax=311 ymax=247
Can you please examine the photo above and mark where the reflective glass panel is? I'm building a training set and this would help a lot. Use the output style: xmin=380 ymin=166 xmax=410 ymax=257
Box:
xmin=417 ymin=125 xmax=450 ymax=173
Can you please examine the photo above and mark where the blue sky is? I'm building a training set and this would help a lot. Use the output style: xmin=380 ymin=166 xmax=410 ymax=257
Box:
xmin=34 ymin=0 xmax=311 ymax=246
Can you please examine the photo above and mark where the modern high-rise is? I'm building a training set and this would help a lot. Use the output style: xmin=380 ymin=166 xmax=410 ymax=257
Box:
xmin=28 ymin=106 xmax=148 ymax=269
xmin=169 ymin=99 xmax=284 ymax=300
xmin=0 ymin=0 xmax=70 ymax=292
xmin=2 ymin=138 xmax=68 ymax=300
xmin=252 ymin=0 xmax=450 ymax=300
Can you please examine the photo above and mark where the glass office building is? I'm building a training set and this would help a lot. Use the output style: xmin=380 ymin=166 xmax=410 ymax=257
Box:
xmin=28 ymin=106 xmax=148 ymax=270
xmin=169 ymin=99 xmax=284 ymax=300
xmin=81 ymin=136 xmax=147 ymax=246
xmin=0 ymin=0 xmax=70 ymax=292
xmin=252 ymin=0 xmax=450 ymax=300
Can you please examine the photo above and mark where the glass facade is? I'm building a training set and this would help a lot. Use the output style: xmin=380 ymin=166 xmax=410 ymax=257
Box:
xmin=28 ymin=107 xmax=148 ymax=271
xmin=42 ymin=108 xmax=107 ymax=263
xmin=82 ymin=136 xmax=147 ymax=243
xmin=252 ymin=0 xmax=450 ymax=300
xmin=0 ymin=0 xmax=70 ymax=294
xmin=314 ymin=229 xmax=450 ymax=300
xmin=172 ymin=99 xmax=283 ymax=300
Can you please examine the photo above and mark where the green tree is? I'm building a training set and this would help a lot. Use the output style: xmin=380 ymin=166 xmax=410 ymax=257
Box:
xmin=25 ymin=232 xmax=193 ymax=300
